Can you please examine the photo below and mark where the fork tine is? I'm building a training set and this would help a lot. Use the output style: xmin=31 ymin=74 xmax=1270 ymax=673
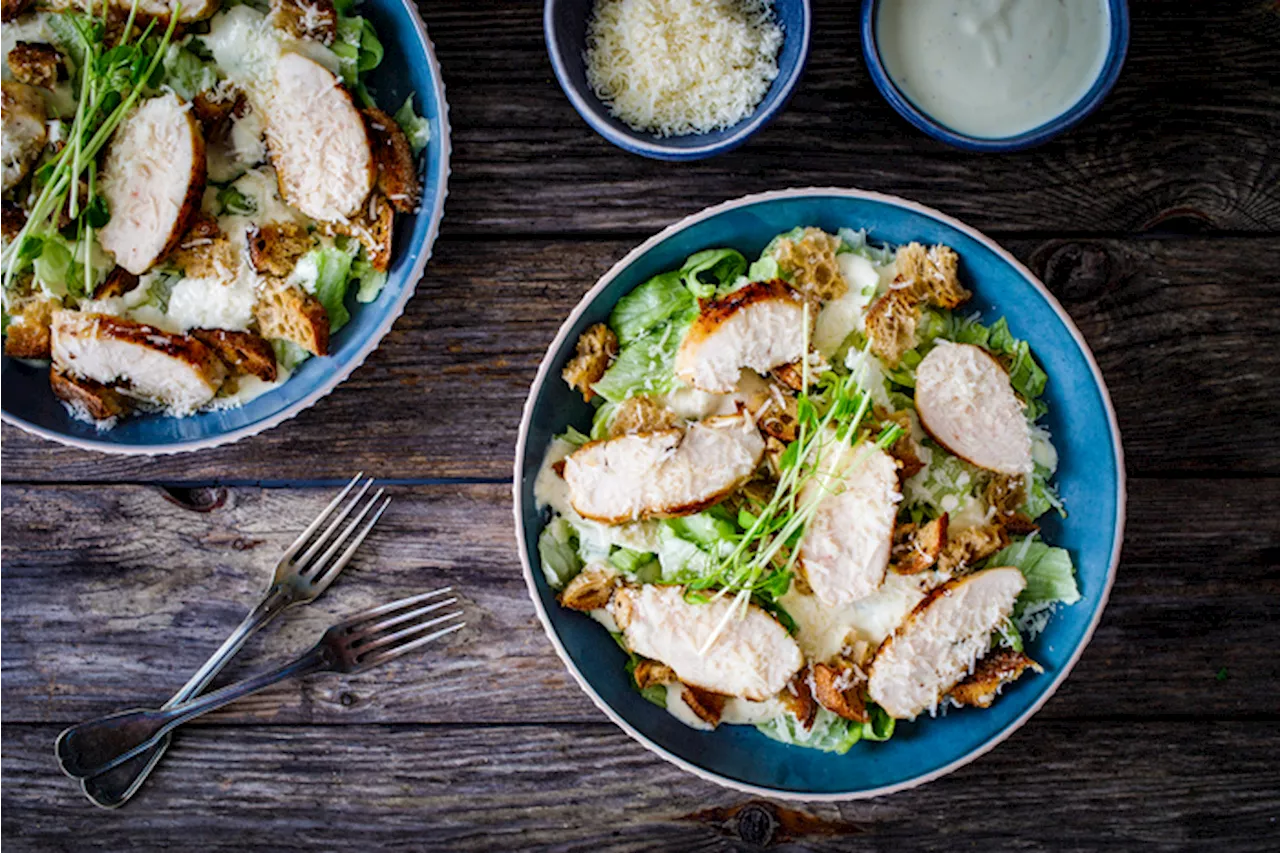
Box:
xmin=309 ymin=495 xmax=391 ymax=589
xmin=348 ymin=597 xmax=458 ymax=643
xmin=353 ymin=609 xmax=464 ymax=659
xmin=280 ymin=473 xmax=364 ymax=561
xmin=354 ymin=617 xmax=466 ymax=670
xmin=294 ymin=478 xmax=375 ymax=571
xmin=340 ymin=588 xmax=453 ymax=629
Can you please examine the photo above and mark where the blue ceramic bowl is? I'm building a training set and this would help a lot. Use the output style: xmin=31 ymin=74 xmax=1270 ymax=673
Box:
xmin=544 ymin=0 xmax=811 ymax=161
xmin=1 ymin=0 xmax=451 ymax=454
xmin=861 ymin=0 xmax=1130 ymax=152
xmin=515 ymin=188 xmax=1125 ymax=799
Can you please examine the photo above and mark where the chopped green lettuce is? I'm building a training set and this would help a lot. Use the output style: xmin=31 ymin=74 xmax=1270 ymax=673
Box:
xmin=680 ymin=248 xmax=746 ymax=298
xmin=333 ymin=15 xmax=384 ymax=89
xmin=393 ymin=94 xmax=432 ymax=156
xmin=591 ymin=315 xmax=691 ymax=403
xmin=538 ymin=516 xmax=582 ymax=589
xmin=836 ymin=227 xmax=896 ymax=266
xmin=304 ymin=246 xmax=356 ymax=332
xmin=757 ymin=707 xmax=863 ymax=754
xmin=271 ymin=338 xmax=312 ymax=372
xmin=988 ymin=536 xmax=1080 ymax=617
xmin=609 ymin=270 xmax=694 ymax=345
xmin=861 ymin=703 xmax=896 ymax=742
xmin=350 ymin=252 xmax=387 ymax=303
xmin=163 ymin=42 xmax=219 ymax=100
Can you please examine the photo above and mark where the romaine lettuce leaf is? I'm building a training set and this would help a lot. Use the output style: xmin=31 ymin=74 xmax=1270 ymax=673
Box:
xmin=836 ymin=227 xmax=896 ymax=266
xmin=988 ymin=536 xmax=1080 ymax=616
xmin=538 ymin=516 xmax=582 ymax=589
xmin=757 ymin=707 xmax=862 ymax=754
xmin=303 ymin=246 xmax=356 ymax=332
xmin=591 ymin=315 xmax=691 ymax=403
xmin=393 ymin=94 xmax=432 ymax=156
xmin=609 ymin=270 xmax=694 ymax=345
xmin=680 ymin=248 xmax=746 ymax=298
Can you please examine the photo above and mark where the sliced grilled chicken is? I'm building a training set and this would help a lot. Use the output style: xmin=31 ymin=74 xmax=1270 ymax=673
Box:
xmin=98 ymin=93 xmax=206 ymax=275
xmin=50 ymin=311 xmax=226 ymax=415
xmin=2 ymin=81 xmax=47 ymax=192
xmin=265 ymin=52 xmax=373 ymax=222
xmin=949 ymin=649 xmax=1042 ymax=709
xmin=674 ymin=279 xmax=807 ymax=393
xmin=563 ymin=413 xmax=764 ymax=524
xmin=797 ymin=444 xmax=902 ymax=606
xmin=867 ymin=566 xmax=1026 ymax=719
xmin=610 ymin=585 xmax=804 ymax=700
xmin=915 ymin=341 xmax=1033 ymax=475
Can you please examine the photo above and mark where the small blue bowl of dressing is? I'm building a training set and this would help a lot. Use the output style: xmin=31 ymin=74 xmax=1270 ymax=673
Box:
xmin=545 ymin=0 xmax=811 ymax=161
xmin=861 ymin=0 xmax=1129 ymax=151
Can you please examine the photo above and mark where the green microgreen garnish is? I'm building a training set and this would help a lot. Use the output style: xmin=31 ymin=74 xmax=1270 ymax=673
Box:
xmin=1 ymin=1 xmax=181 ymax=293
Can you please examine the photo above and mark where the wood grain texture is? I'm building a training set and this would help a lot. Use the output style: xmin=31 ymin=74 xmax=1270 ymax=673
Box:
xmin=4 ymin=481 xmax=1277 ymax=726
xmin=3 ymin=236 xmax=1278 ymax=482
xmin=424 ymin=0 xmax=1280 ymax=235
xmin=3 ymin=722 xmax=1279 ymax=852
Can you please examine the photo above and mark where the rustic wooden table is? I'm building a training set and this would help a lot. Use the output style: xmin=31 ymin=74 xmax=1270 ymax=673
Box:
xmin=3 ymin=1 xmax=1279 ymax=850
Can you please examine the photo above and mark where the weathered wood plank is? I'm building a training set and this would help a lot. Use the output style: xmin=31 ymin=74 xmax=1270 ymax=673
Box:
xmin=421 ymin=0 xmax=1280 ymax=235
xmin=3 ymin=481 xmax=1277 ymax=725
xmin=2 ymin=721 xmax=1278 ymax=852
xmin=3 ymin=235 xmax=1279 ymax=481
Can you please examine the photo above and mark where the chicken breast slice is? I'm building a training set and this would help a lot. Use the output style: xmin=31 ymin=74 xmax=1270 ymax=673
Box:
xmin=51 ymin=312 xmax=227 ymax=415
xmin=563 ymin=413 xmax=764 ymax=524
xmin=675 ymin=280 xmax=807 ymax=393
xmin=797 ymin=444 xmax=902 ymax=607
xmin=265 ymin=52 xmax=373 ymax=222
xmin=2 ymin=81 xmax=47 ymax=192
xmin=915 ymin=341 xmax=1033 ymax=475
xmin=610 ymin=585 xmax=804 ymax=701
xmin=867 ymin=566 xmax=1026 ymax=719
xmin=98 ymin=94 xmax=206 ymax=275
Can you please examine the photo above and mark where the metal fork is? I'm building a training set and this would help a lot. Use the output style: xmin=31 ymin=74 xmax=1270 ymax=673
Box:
xmin=78 ymin=474 xmax=390 ymax=809
xmin=56 ymin=590 xmax=464 ymax=780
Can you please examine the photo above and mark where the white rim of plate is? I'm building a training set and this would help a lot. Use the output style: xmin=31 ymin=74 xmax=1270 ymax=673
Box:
xmin=0 ymin=0 xmax=452 ymax=457
xmin=513 ymin=186 xmax=1127 ymax=802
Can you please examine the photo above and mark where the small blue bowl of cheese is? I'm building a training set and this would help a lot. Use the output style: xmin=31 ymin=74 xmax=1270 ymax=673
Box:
xmin=545 ymin=0 xmax=811 ymax=161
xmin=861 ymin=0 xmax=1129 ymax=152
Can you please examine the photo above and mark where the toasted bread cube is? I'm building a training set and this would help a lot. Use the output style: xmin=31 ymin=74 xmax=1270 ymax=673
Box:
xmin=7 ymin=42 xmax=62 ymax=89
xmin=561 ymin=323 xmax=617 ymax=402
xmin=268 ymin=0 xmax=337 ymax=44
xmin=248 ymin=221 xmax=314 ymax=277
xmin=364 ymin=106 xmax=422 ymax=213
xmin=254 ymin=281 xmax=330 ymax=356
xmin=4 ymin=294 xmax=58 ymax=359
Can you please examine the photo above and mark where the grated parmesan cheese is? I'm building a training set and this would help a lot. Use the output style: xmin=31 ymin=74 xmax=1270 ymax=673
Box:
xmin=584 ymin=0 xmax=783 ymax=137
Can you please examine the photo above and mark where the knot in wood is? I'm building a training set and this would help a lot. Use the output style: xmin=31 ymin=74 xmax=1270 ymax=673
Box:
xmin=160 ymin=486 xmax=228 ymax=513
xmin=1039 ymin=241 xmax=1114 ymax=303
xmin=734 ymin=803 xmax=778 ymax=847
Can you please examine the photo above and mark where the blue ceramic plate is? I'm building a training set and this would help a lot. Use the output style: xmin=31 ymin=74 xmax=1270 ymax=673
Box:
xmin=514 ymin=188 xmax=1125 ymax=799
xmin=1 ymin=0 xmax=451 ymax=454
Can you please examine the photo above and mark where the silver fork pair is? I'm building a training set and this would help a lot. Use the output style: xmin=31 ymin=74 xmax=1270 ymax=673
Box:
xmin=58 ymin=475 xmax=464 ymax=807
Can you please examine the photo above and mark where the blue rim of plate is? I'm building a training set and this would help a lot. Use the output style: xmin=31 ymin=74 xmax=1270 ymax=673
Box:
xmin=860 ymin=0 xmax=1130 ymax=152
xmin=543 ymin=0 xmax=812 ymax=161
xmin=513 ymin=187 xmax=1126 ymax=800
xmin=0 ymin=0 xmax=452 ymax=455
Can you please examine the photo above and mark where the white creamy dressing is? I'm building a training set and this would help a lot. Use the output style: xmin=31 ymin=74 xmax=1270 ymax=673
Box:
xmin=876 ymin=0 xmax=1111 ymax=139
xmin=813 ymin=253 xmax=882 ymax=357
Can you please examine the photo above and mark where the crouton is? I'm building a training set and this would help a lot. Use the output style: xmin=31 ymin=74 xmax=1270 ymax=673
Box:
xmin=331 ymin=193 xmax=392 ymax=272
xmin=1001 ymin=513 xmax=1040 ymax=536
xmin=772 ymin=227 xmax=848 ymax=302
xmin=937 ymin=523 xmax=1010 ymax=575
xmin=2 ymin=81 xmax=48 ymax=192
xmin=247 ymin=221 xmax=313 ymax=277
xmin=865 ymin=290 xmax=919 ymax=367
xmin=779 ymin=672 xmax=817 ymax=730
xmin=254 ymin=281 xmax=329 ymax=356
xmin=268 ymin=0 xmax=337 ymax=45
xmin=752 ymin=385 xmax=799 ymax=443
xmin=93 ymin=267 xmax=140 ymax=299
xmin=3 ymin=294 xmax=58 ymax=358
xmin=2 ymin=200 xmax=27 ymax=242
xmin=168 ymin=216 xmax=237 ymax=279
xmin=812 ymin=661 xmax=869 ymax=722
xmin=608 ymin=395 xmax=677 ymax=438
xmin=49 ymin=366 xmax=130 ymax=421
xmin=890 ymin=514 xmax=949 ymax=575
xmin=950 ymin=649 xmax=1042 ymax=709
xmin=895 ymin=242 xmax=970 ymax=309
xmin=680 ymin=684 xmax=727 ymax=727
xmin=191 ymin=87 xmax=247 ymax=136
xmin=632 ymin=660 xmax=677 ymax=690
xmin=7 ymin=42 xmax=62 ymax=89
xmin=562 ymin=323 xmax=618 ymax=402
xmin=190 ymin=328 xmax=278 ymax=382
xmin=770 ymin=360 xmax=806 ymax=392
xmin=557 ymin=565 xmax=617 ymax=612
xmin=985 ymin=473 xmax=1026 ymax=518
xmin=364 ymin=106 xmax=422 ymax=213
xmin=1 ymin=0 xmax=33 ymax=21
xmin=876 ymin=408 xmax=926 ymax=479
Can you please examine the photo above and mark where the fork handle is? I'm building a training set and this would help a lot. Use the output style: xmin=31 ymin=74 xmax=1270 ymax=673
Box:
xmin=77 ymin=584 xmax=296 ymax=808
xmin=57 ymin=643 xmax=332 ymax=780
